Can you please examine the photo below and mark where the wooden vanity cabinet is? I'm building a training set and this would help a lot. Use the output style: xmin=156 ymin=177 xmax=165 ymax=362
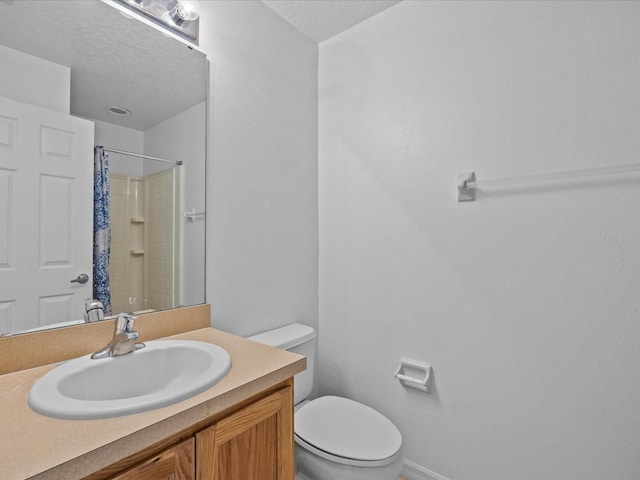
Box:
xmin=196 ymin=382 xmax=294 ymax=479
xmin=91 ymin=380 xmax=294 ymax=480
xmin=109 ymin=438 xmax=195 ymax=480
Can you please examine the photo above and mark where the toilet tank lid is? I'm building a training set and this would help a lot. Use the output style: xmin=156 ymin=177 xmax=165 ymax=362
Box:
xmin=247 ymin=323 xmax=316 ymax=350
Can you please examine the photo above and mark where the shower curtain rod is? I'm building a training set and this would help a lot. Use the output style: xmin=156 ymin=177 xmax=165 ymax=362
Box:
xmin=101 ymin=147 xmax=182 ymax=165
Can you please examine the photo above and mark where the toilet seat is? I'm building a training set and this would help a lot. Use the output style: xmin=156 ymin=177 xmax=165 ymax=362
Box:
xmin=294 ymin=396 xmax=402 ymax=467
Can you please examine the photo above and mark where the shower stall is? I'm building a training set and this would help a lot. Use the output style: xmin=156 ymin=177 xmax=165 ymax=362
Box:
xmin=108 ymin=159 xmax=182 ymax=314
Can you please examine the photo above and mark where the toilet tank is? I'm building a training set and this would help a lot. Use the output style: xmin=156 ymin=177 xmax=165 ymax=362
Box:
xmin=248 ymin=323 xmax=315 ymax=405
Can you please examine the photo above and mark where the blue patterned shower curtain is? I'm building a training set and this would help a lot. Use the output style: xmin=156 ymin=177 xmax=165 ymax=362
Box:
xmin=93 ymin=146 xmax=111 ymax=315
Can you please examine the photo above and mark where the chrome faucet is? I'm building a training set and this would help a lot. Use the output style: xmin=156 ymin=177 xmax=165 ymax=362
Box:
xmin=91 ymin=312 xmax=145 ymax=359
xmin=83 ymin=298 xmax=105 ymax=323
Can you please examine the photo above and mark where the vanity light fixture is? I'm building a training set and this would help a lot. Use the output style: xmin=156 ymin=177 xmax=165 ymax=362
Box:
xmin=112 ymin=0 xmax=200 ymax=44
xmin=169 ymin=0 xmax=200 ymax=26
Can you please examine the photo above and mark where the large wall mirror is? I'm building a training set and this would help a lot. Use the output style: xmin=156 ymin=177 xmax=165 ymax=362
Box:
xmin=0 ymin=0 xmax=207 ymax=335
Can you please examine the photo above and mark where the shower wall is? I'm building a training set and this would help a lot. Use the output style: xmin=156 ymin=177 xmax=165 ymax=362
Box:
xmin=109 ymin=169 xmax=178 ymax=314
xmin=145 ymin=168 xmax=180 ymax=311
xmin=109 ymin=174 xmax=146 ymax=313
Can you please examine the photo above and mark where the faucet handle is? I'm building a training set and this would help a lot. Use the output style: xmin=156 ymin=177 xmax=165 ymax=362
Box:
xmin=91 ymin=312 xmax=144 ymax=359
xmin=114 ymin=312 xmax=137 ymax=334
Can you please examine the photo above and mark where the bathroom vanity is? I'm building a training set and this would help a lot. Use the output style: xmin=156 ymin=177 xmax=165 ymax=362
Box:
xmin=91 ymin=379 xmax=293 ymax=480
xmin=0 ymin=305 xmax=305 ymax=479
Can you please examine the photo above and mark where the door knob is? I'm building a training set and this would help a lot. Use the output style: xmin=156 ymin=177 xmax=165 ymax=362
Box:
xmin=70 ymin=273 xmax=89 ymax=284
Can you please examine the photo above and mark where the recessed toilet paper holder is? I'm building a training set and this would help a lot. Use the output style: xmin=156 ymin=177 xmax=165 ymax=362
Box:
xmin=394 ymin=357 xmax=432 ymax=392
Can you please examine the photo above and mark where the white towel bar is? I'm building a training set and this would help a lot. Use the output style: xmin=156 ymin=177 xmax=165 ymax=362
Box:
xmin=458 ymin=162 xmax=640 ymax=202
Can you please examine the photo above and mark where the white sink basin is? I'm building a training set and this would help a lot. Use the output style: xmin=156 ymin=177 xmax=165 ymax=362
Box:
xmin=28 ymin=340 xmax=231 ymax=420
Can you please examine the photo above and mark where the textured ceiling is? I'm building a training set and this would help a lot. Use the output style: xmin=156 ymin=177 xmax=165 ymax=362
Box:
xmin=261 ymin=0 xmax=402 ymax=43
xmin=0 ymin=0 xmax=401 ymax=130
xmin=0 ymin=0 xmax=206 ymax=131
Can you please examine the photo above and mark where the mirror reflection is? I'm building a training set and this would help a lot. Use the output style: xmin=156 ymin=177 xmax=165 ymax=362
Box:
xmin=0 ymin=0 xmax=207 ymax=335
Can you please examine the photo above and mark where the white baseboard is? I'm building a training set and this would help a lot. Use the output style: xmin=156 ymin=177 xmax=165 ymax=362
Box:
xmin=401 ymin=459 xmax=450 ymax=480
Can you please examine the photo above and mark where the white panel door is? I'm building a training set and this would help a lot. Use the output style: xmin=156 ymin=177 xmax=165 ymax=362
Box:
xmin=0 ymin=95 xmax=93 ymax=332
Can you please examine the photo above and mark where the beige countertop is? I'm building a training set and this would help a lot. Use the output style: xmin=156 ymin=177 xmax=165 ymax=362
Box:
xmin=0 ymin=327 xmax=306 ymax=480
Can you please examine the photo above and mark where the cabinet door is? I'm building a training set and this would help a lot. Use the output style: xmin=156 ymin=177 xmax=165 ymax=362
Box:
xmin=196 ymin=385 xmax=294 ymax=480
xmin=110 ymin=438 xmax=195 ymax=480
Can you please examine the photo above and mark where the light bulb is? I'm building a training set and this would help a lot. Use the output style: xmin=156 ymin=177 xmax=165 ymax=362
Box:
xmin=170 ymin=0 xmax=200 ymax=26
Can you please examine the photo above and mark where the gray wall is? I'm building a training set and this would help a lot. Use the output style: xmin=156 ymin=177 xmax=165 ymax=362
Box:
xmin=319 ymin=1 xmax=640 ymax=479
xmin=199 ymin=2 xmax=319 ymax=338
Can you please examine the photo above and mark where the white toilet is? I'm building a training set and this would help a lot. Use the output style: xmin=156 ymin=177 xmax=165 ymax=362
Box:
xmin=248 ymin=323 xmax=403 ymax=480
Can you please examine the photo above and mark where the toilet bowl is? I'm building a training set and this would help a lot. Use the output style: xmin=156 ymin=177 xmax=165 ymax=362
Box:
xmin=248 ymin=324 xmax=403 ymax=480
